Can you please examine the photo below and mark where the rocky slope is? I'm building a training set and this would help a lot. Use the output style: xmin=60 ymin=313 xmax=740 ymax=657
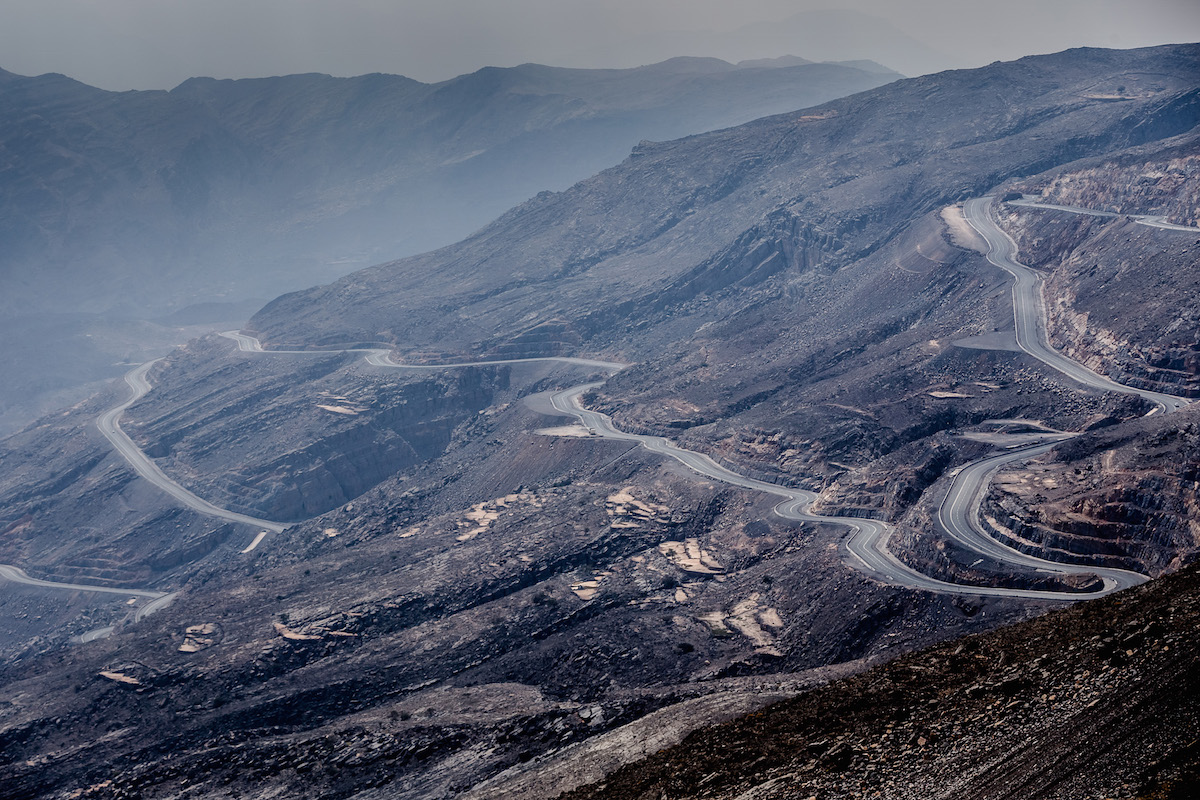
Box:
xmin=1023 ymin=146 xmax=1200 ymax=226
xmin=0 ymin=57 xmax=896 ymax=434
xmin=251 ymin=46 xmax=1200 ymax=353
xmin=0 ymin=57 xmax=897 ymax=316
xmin=561 ymin=555 xmax=1200 ymax=800
xmin=1 ymin=45 xmax=1199 ymax=798
xmin=0 ymin=396 xmax=1036 ymax=798
xmin=997 ymin=136 xmax=1200 ymax=399
xmin=122 ymin=337 xmax=509 ymax=521
xmin=981 ymin=411 xmax=1200 ymax=577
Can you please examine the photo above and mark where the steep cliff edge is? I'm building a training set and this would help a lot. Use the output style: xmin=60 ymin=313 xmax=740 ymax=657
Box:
xmin=982 ymin=411 xmax=1200 ymax=576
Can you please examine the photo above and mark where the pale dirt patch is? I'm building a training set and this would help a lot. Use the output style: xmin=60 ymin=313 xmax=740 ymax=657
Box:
xmin=315 ymin=392 xmax=365 ymax=416
xmin=941 ymin=204 xmax=988 ymax=253
xmin=697 ymin=611 xmax=732 ymax=636
xmin=456 ymin=493 xmax=544 ymax=542
xmin=658 ymin=538 xmax=723 ymax=575
xmin=759 ymin=608 xmax=784 ymax=628
xmin=316 ymin=404 xmax=360 ymax=415
xmin=571 ymin=570 xmax=613 ymax=601
xmin=178 ymin=623 xmax=218 ymax=653
xmin=959 ymin=431 xmax=1063 ymax=447
xmin=674 ymin=587 xmax=689 ymax=603
xmin=825 ymin=402 xmax=877 ymax=419
xmin=608 ymin=488 xmax=637 ymax=504
xmin=98 ymin=671 xmax=140 ymax=685
xmin=571 ymin=580 xmax=600 ymax=601
xmin=323 ymin=527 xmax=340 ymax=538
xmin=796 ymin=110 xmax=838 ymax=123
xmin=537 ymin=424 xmax=594 ymax=437
xmin=240 ymin=530 xmax=268 ymax=552
xmin=606 ymin=488 xmax=672 ymax=529
xmin=726 ymin=593 xmax=783 ymax=656
xmin=274 ymin=622 xmax=321 ymax=641
xmin=929 ymin=391 xmax=973 ymax=399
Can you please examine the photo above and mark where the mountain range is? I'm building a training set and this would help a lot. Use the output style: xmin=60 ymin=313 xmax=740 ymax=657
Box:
xmin=0 ymin=55 xmax=898 ymax=433
xmin=0 ymin=43 xmax=1198 ymax=799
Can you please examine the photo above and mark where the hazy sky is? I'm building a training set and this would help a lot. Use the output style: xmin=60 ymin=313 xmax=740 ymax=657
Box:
xmin=3 ymin=0 xmax=1198 ymax=89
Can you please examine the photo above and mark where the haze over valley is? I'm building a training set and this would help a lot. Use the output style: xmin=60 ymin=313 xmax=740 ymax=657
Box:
xmin=0 ymin=55 xmax=898 ymax=433
xmin=1 ymin=5 xmax=1199 ymax=798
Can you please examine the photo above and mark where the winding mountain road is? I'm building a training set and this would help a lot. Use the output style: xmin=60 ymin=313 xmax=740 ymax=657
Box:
xmin=1007 ymin=196 xmax=1200 ymax=234
xmin=547 ymin=385 xmax=1143 ymax=600
xmin=963 ymin=197 xmax=1189 ymax=413
xmin=95 ymin=359 xmax=290 ymax=533
xmin=220 ymin=331 xmax=626 ymax=372
xmin=541 ymin=196 xmax=1192 ymax=599
xmin=7 ymin=195 xmax=1192 ymax=633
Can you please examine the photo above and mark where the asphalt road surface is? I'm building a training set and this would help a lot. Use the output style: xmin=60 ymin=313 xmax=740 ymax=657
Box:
xmin=963 ymin=197 xmax=1190 ymax=413
xmin=1008 ymin=196 xmax=1200 ymax=233
xmin=95 ymin=359 xmax=290 ymax=533
xmin=546 ymin=385 xmax=1140 ymax=601
xmin=0 ymin=563 xmax=175 ymax=637
xmin=13 ymin=196 xmax=1193 ymax=632
xmin=221 ymin=331 xmax=628 ymax=372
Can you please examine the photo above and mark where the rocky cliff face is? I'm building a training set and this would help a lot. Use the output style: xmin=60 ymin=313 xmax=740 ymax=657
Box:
xmin=123 ymin=337 xmax=508 ymax=521
xmin=1024 ymin=147 xmax=1200 ymax=225
xmin=999 ymin=143 xmax=1200 ymax=398
xmin=983 ymin=413 xmax=1200 ymax=576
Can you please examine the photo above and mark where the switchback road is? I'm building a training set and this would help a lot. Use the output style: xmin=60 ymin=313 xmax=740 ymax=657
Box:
xmin=96 ymin=359 xmax=290 ymax=533
xmin=11 ymin=196 xmax=1191 ymax=632
xmin=963 ymin=197 xmax=1189 ymax=412
xmin=1007 ymin=196 xmax=1200 ymax=234
xmin=546 ymin=385 xmax=1143 ymax=601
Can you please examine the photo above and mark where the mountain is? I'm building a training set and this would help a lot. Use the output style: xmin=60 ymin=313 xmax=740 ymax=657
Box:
xmin=0 ymin=58 xmax=899 ymax=316
xmin=0 ymin=44 xmax=1198 ymax=799
xmin=0 ymin=56 xmax=899 ymax=434
xmin=250 ymin=46 xmax=1199 ymax=355
xmin=554 ymin=9 xmax=956 ymax=77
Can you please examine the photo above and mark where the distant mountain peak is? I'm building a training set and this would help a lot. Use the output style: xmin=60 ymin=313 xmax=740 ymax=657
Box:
xmin=735 ymin=55 xmax=814 ymax=69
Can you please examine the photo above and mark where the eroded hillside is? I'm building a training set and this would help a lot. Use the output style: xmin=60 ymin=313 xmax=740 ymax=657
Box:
xmin=1 ymin=44 xmax=1199 ymax=799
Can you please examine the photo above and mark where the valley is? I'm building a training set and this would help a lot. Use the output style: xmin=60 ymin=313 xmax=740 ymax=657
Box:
xmin=0 ymin=56 xmax=899 ymax=435
xmin=0 ymin=43 xmax=1198 ymax=800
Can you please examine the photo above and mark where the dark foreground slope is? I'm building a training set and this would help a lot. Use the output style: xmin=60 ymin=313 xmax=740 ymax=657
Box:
xmin=563 ymin=560 xmax=1200 ymax=800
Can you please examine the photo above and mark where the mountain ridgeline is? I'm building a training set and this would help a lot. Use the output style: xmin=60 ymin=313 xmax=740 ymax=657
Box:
xmin=1 ymin=44 xmax=1199 ymax=800
xmin=0 ymin=56 xmax=898 ymax=434
xmin=250 ymin=46 xmax=1200 ymax=356
xmin=0 ymin=57 xmax=899 ymax=316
